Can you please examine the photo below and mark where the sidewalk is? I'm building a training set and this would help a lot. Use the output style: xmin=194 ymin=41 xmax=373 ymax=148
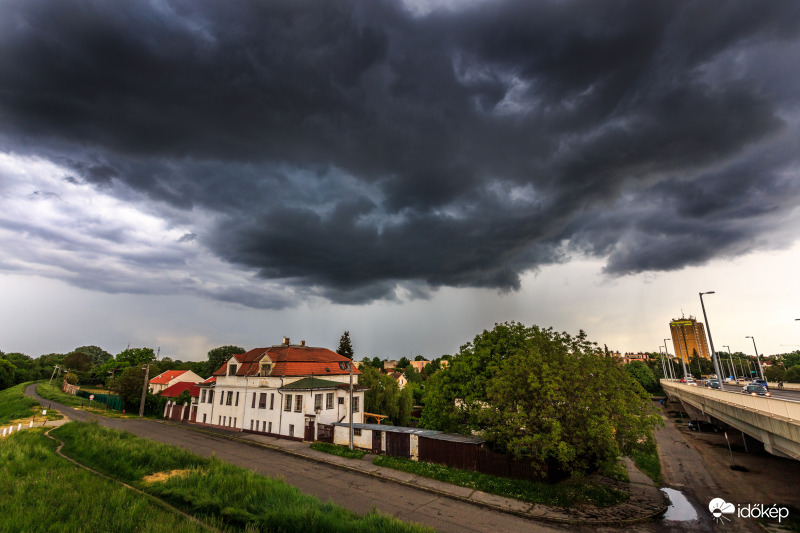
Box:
xmin=0 ymin=416 xmax=71 ymax=438
xmin=162 ymin=420 xmax=670 ymax=526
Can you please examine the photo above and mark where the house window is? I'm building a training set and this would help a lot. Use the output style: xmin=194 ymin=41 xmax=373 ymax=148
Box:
xmin=201 ymin=390 xmax=207 ymax=403
xmin=220 ymin=391 xmax=224 ymax=405
xmin=209 ymin=391 xmax=214 ymax=404
xmin=294 ymin=395 xmax=302 ymax=412
xmin=338 ymin=397 xmax=344 ymax=405
xmin=289 ymin=424 xmax=294 ymax=437
xmin=223 ymin=416 xmax=226 ymax=425
xmin=229 ymin=364 xmax=237 ymax=376
xmin=233 ymin=418 xmax=237 ymax=427
xmin=235 ymin=392 xmax=239 ymax=406
xmin=314 ymin=394 xmax=322 ymax=411
xmin=270 ymin=393 xmax=274 ymax=410
xmin=354 ymin=428 xmax=362 ymax=436
xmin=250 ymin=420 xmax=254 ymax=430
xmin=284 ymin=395 xmax=292 ymax=411
xmin=218 ymin=416 xmax=221 ymax=425
xmin=326 ymin=393 xmax=333 ymax=409
xmin=260 ymin=363 xmax=271 ymax=377
xmin=202 ymin=414 xmax=207 ymax=423
xmin=268 ymin=421 xmax=272 ymax=433
xmin=251 ymin=393 xmax=256 ymax=409
xmin=352 ymin=397 xmax=359 ymax=413
xmin=226 ymin=391 xmax=233 ymax=406
xmin=259 ymin=393 xmax=267 ymax=409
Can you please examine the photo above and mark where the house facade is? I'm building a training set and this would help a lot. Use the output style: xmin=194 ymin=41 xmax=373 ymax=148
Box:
xmin=149 ymin=369 xmax=204 ymax=394
xmin=194 ymin=338 xmax=366 ymax=440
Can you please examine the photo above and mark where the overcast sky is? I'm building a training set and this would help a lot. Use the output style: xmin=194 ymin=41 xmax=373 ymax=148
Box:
xmin=1 ymin=0 xmax=799 ymax=362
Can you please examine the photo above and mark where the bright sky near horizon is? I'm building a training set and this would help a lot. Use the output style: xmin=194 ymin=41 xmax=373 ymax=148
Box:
xmin=1 ymin=0 xmax=799 ymax=361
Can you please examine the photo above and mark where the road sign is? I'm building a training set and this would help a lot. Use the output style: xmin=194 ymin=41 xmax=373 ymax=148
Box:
xmin=89 ymin=394 xmax=95 ymax=400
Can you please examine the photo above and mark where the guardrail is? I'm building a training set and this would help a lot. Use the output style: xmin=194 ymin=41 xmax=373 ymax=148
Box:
xmin=660 ymin=380 xmax=800 ymax=420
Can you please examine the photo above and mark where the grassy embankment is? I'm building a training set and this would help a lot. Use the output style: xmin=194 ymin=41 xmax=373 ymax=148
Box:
xmin=311 ymin=442 xmax=630 ymax=507
xmin=49 ymin=422 xmax=431 ymax=532
xmin=0 ymin=382 xmax=62 ymax=425
xmin=0 ymin=428 xmax=207 ymax=532
xmin=629 ymin=435 xmax=661 ymax=485
xmin=36 ymin=382 xmax=129 ymax=418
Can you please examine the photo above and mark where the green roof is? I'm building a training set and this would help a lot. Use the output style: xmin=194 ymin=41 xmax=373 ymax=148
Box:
xmin=280 ymin=377 xmax=344 ymax=390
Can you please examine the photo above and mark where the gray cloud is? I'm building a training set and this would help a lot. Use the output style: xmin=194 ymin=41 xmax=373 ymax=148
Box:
xmin=1 ymin=0 xmax=799 ymax=306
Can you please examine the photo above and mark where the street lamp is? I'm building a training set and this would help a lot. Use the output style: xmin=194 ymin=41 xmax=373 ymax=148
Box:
xmin=745 ymin=336 xmax=765 ymax=381
xmin=699 ymin=291 xmax=724 ymax=391
xmin=663 ymin=341 xmax=675 ymax=379
xmin=721 ymin=345 xmax=737 ymax=382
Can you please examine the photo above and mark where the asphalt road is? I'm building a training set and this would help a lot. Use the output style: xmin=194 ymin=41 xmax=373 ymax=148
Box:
xmin=703 ymin=384 xmax=800 ymax=401
xmin=26 ymin=384 xmax=576 ymax=533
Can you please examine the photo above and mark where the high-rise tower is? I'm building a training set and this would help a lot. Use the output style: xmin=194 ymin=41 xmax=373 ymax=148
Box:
xmin=670 ymin=316 xmax=710 ymax=363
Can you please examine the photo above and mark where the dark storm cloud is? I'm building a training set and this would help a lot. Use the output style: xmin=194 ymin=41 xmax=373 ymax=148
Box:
xmin=1 ymin=0 xmax=799 ymax=306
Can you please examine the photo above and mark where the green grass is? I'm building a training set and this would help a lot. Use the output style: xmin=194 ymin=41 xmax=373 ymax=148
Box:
xmin=0 ymin=383 xmax=41 ymax=425
xmin=53 ymin=422 xmax=432 ymax=532
xmin=36 ymin=382 xmax=129 ymax=417
xmin=0 ymin=429 xmax=206 ymax=532
xmin=372 ymin=455 xmax=628 ymax=508
xmin=629 ymin=435 xmax=662 ymax=485
xmin=310 ymin=442 xmax=367 ymax=459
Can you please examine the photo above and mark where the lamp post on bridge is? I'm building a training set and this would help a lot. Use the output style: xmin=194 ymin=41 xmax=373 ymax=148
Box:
xmin=699 ymin=291 xmax=725 ymax=391
xmin=745 ymin=336 xmax=765 ymax=382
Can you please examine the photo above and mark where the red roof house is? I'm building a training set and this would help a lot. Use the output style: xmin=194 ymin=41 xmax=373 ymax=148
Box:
xmin=149 ymin=369 xmax=204 ymax=394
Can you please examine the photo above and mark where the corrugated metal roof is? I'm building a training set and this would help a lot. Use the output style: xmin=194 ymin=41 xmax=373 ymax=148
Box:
xmin=280 ymin=377 xmax=345 ymax=390
xmin=424 ymin=432 xmax=484 ymax=444
xmin=330 ymin=423 xmax=484 ymax=443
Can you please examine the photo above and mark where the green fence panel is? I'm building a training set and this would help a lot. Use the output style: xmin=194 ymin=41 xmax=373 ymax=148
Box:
xmin=76 ymin=390 xmax=123 ymax=410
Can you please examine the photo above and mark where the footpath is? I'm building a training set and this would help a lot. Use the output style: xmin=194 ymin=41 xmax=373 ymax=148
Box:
xmin=160 ymin=420 xmax=669 ymax=526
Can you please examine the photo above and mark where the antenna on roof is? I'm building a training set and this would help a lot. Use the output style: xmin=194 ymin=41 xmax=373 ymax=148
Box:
xmin=156 ymin=347 xmax=160 ymax=361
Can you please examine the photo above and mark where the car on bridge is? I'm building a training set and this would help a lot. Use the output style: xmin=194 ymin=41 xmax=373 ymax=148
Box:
xmin=752 ymin=379 xmax=768 ymax=390
xmin=742 ymin=384 xmax=771 ymax=396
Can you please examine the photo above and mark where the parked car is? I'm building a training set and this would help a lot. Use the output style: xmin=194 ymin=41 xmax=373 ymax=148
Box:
xmin=742 ymin=384 xmax=771 ymax=396
xmin=688 ymin=420 xmax=722 ymax=432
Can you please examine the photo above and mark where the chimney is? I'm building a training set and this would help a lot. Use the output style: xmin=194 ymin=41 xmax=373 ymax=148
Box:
xmin=300 ymin=340 xmax=306 ymax=347
xmin=283 ymin=336 xmax=290 ymax=346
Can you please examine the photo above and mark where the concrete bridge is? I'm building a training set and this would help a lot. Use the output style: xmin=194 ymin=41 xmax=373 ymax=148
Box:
xmin=661 ymin=379 xmax=800 ymax=460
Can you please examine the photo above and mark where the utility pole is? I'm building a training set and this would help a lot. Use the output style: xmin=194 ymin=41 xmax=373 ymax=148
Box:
xmin=48 ymin=365 xmax=61 ymax=386
xmin=138 ymin=364 xmax=150 ymax=417
xmin=699 ymin=291 xmax=724 ymax=391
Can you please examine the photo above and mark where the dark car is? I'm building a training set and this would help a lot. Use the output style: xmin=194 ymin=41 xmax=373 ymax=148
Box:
xmin=688 ymin=420 xmax=722 ymax=432
xmin=752 ymin=379 xmax=768 ymax=390
xmin=742 ymin=384 xmax=771 ymax=396
xmin=708 ymin=379 xmax=720 ymax=389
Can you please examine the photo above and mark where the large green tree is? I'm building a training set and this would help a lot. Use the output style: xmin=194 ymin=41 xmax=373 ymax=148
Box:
xmin=74 ymin=345 xmax=112 ymax=366
xmin=63 ymin=351 xmax=92 ymax=372
xmin=358 ymin=365 xmax=402 ymax=423
xmin=205 ymin=345 xmax=245 ymax=376
xmin=337 ymin=332 xmax=354 ymax=360
xmin=625 ymin=361 xmax=658 ymax=393
xmin=116 ymin=347 xmax=157 ymax=366
xmin=0 ymin=359 xmax=16 ymax=389
xmin=110 ymin=366 xmax=147 ymax=410
xmin=420 ymin=322 xmax=662 ymax=476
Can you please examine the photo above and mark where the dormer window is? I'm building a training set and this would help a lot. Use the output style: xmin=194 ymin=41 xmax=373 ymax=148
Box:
xmin=228 ymin=364 xmax=237 ymax=376
xmin=260 ymin=363 xmax=271 ymax=377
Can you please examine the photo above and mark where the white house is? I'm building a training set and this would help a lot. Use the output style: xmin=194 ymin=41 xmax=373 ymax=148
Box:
xmin=194 ymin=338 xmax=367 ymax=440
xmin=149 ymin=369 xmax=204 ymax=394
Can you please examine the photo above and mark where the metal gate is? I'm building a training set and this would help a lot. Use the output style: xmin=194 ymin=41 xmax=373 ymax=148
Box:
xmin=385 ymin=431 xmax=410 ymax=459
xmin=317 ymin=423 xmax=334 ymax=443
xmin=372 ymin=430 xmax=382 ymax=454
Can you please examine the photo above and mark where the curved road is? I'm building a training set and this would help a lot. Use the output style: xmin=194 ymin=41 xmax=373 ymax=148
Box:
xmin=26 ymin=384 xmax=577 ymax=533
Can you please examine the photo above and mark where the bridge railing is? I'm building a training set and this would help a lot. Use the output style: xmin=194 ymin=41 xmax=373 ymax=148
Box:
xmin=661 ymin=380 xmax=800 ymax=422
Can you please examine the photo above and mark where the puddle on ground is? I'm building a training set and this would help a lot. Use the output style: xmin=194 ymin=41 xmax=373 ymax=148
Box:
xmin=661 ymin=488 xmax=699 ymax=522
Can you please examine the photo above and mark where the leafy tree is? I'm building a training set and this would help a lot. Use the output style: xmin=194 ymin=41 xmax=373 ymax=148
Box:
xmin=0 ymin=359 xmax=16 ymax=390
xmin=63 ymin=351 xmax=92 ymax=372
xmin=116 ymin=347 xmax=157 ymax=367
xmin=420 ymin=322 xmax=662 ymax=476
xmin=421 ymin=359 xmax=441 ymax=379
xmin=397 ymin=386 xmax=413 ymax=427
xmin=403 ymin=365 xmax=423 ymax=384
xmin=784 ymin=365 xmax=800 ymax=383
xmin=371 ymin=357 xmax=384 ymax=369
xmin=358 ymin=365 xmax=401 ymax=422
xmin=625 ymin=361 xmax=658 ymax=393
xmin=205 ymin=345 xmax=245 ymax=376
xmin=64 ymin=372 xmax=79 ymax=385
xmin=783 ymin=351 xmax=800 ymax=369
xmin=414 ymin=355 xmax=426 ymax=361
xmin=74 ymin=345 xmax=112 ymax=366
xmin=397 ymin=357 xmax=410 ymax=370
xmin=765 ymin=365 xmax=786 ymax=382
xmin=110 ymin=366 xmax=148 ymax=410
xmin=337 ymin=332 xmax=354 ymax=360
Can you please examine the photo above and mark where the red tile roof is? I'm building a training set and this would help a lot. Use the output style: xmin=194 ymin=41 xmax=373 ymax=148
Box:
xmin=200 ymin=376 xmax=216 ymax=384
xmin=150 ymin=370 xmax=187 ymax=385
xmin=160 ymin=381 xmax=200 ymax=398
xmin=210 ymin=345 xmax=361 ymax=378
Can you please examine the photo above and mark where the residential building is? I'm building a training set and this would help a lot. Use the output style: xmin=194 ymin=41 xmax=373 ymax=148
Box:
xmin=194 ymin=338 xmax=367 ymax=440
xmin=149 ymin=369 xmax=204 ymax=394
xmin=409 ymin=360 xmax=430 ymax=372
xmin=389 ymin=372 xmax=408 ymax=389
xmin=670 ymin=316 xmax=710 ymax=362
